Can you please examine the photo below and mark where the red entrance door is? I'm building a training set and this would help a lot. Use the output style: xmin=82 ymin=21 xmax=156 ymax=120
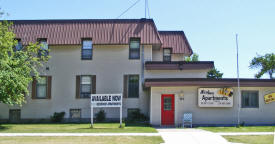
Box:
xmin=161 ymin=94 xmax=175 ymax=125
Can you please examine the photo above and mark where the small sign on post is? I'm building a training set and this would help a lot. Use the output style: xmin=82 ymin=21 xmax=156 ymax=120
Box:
xmin=90 ymin=94 xmax=123 ymax=128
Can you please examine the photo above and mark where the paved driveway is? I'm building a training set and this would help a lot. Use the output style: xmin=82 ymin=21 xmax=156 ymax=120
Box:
xmin=157 ymin=128 xmax=230 ymax=144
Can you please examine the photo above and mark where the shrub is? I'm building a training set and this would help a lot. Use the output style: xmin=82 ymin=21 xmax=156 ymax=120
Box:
xmin=95 ymin=110 xmax=106 ymax=122
xmin=51 ymin=112 xmax=65 ymax=122
xmin=127 ymin=109 xmax=148 ymax=123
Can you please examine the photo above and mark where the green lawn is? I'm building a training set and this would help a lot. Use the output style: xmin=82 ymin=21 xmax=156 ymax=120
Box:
xmin=198 ymin=126 xmax=275 ymax=132
xmin=223 ymin=135 xmax=274 ymax=144
xmin=0 ymin=123 xmax=157 ymax=133
xmin=0 ymin=136 xmax=164 ymax=144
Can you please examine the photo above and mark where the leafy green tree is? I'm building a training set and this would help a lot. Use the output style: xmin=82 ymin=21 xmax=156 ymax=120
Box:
xmin=0 ymin=21 xmax=50 ymax=105
xmin=185 ymin=53 xmax=199 ymax=62
xmin=249 ymin=53 xmax=275 ymax=79
xmin=207 ymin=68 xmax=223 ymax=79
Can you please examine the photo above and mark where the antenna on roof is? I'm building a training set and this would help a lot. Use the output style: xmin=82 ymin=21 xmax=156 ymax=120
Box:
xmin=116 ymin=0 xmax=141 ymax=19
xmin=145 ymin=0 xmax=150 ymax=18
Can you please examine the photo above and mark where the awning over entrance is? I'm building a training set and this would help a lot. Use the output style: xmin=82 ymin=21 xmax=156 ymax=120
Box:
xmin=145 ymin=78 xmax=275 ymax=87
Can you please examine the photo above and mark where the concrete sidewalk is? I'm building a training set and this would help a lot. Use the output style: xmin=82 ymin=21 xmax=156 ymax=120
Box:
xmin=0 ymin=133 xmax=160 ymax=137
xmin=217 ymin=132 xmax=274 ymax=135
xmin=157 ymin=129 xmax=229 ymax=144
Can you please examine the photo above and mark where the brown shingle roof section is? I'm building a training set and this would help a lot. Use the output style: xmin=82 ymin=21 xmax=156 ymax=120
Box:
xmin=145 ymin=78 xmax=275 ymax=87
xmin=10 ymin=19 xmax=162 ymax=45
xmin=159 ymin=31 xmax=193 ymax=55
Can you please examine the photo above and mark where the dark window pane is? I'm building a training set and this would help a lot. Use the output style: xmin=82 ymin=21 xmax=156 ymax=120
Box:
xmin=80 ymin=76 xmax=91 ymax=98
xmin=15 ymin=39 xmax=23 ymax=51
xmin=163 ymin=48 xmax=171 ymax=61
xmin=129 ymin=38 xmax=140 ymax=59
xmin=70 ymin=109 xmax=81 ymax=118
xmin=241 ymin=91 xmax=259 ymax=108
xmin=38 ymin=39 xmax=49 ymax=57
xmin=82 ymin=40 xmax=93 ymax=59
xmin=36 ymin=77 xmax=47 ymax=98
xmin=128 ymin=75 xmax=139 ymax=98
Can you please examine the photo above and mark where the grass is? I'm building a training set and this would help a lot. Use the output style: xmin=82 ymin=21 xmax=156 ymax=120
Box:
xmin=0 ymin=123 xmax=157 ymax=133
xmin=198 ymin=126 xmax=275 ymax=132
xmin=0 ymin=136 xmax=164 ymax=144
xmin=223 ymin=135 xmax=274 ymax=144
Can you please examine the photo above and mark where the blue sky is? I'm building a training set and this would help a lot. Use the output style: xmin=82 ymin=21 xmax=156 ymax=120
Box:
xmin=1 ymin=0 xmax=274 ymax=78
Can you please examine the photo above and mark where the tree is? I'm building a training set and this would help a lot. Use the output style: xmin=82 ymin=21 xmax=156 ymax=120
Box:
xmin=0 ymin=21 xmax=50 ymax=105
xmin=185 ymin=53 xmax=199 ymax=62
xmin=249 ymin=53 xmax=275 ymax=79
xmin=207 ymin=68 xmax=223 ymax=79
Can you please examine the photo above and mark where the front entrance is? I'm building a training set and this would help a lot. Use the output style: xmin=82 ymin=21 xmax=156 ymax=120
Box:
xmin=161 ymin=94 xmax=175 ymax=125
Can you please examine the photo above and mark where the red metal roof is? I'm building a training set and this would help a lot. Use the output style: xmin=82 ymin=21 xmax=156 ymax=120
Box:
xmin=9 ymin=19 xmax=193 ymax=54
xmin=159 ymin=31 xmax=193 ymax=55
xmin=11 ymin=19 xmax=162 ymax=45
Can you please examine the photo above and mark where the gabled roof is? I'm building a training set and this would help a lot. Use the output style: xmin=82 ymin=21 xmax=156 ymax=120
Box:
xmin=10 ymin=19 xmax=162 ymax=45
xmin=159 ymin=31 xmax=193 ymax=55
xmin=9 ymin=19 xmax=193 ymax=54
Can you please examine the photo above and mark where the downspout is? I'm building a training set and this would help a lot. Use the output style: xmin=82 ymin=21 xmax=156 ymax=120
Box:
xmin=141 ymin=45 xmax=145 ymax=85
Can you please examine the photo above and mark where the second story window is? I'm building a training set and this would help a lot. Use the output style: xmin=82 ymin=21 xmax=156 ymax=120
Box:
xmin=129 ymin=38 xmax=140 ymax=59
xmin=82 ymin=39 xmax=93 ymax=60
xmin=15 ymin=39 xmax=23 ymax=51
xmin=163 ymin=48 xmax=172 ymax=61
xmin=38 ymin=38 xmax=49 ymax=57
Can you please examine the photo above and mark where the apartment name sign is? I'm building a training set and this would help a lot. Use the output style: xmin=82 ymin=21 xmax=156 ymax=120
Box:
xmin=91 ymin=94 xmax=122 ymax=107
xmin=198 ymin=88 xmax=233 ymax=107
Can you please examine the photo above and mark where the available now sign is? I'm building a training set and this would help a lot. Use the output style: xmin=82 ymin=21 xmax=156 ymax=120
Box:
xmin=198 ymin=88 xmax=233 ymax=107
xmin=91 ymin=94 xmax=122 ymax=107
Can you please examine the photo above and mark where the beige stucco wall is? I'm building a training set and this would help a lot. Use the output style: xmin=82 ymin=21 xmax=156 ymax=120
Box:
xmin=145 ymin=69 xmax=209 ymax=79
xmin=152 ymin=49 xmax=186 ymax=61
xmin=150 ymin=86 xmax=275 ymax=126
xmin=0 ymin=44 xmax=153 ymax=120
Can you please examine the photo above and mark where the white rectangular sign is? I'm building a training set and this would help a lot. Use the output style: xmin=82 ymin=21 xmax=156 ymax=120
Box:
xmin=198 ymin=88 xmax=233 ymax=107
xmin=91 ymin=94 xmax=122 ymax=107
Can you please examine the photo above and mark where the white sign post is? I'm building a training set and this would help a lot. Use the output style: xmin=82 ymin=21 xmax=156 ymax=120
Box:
xmin=90 ymin=94 xmax=123 ymax=128
xmin=198 ymin=88 xmax=233 ymax=107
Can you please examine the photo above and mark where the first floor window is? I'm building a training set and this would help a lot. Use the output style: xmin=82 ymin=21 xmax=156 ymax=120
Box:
xmin=81 ymin=76 xmax=92 ymax=98
xmin=129 ymin=38 xmax=140 ymax=59
xmin=241 ymin=91 xmax=259 ymax=108
xmin=163 ymin=48 xmax=172 ymax=61
xmin=82 ymin=39 xmax=93 ymax=60
xmin=128 ymin=75 xmax=139 ymax=98
xmin=70 ymin=109 xmax=81 ymax=118
xmin=9 ymin=109 xmax=21 ymax=122
xmin=36 ymin=77 xmax=47 ymax=98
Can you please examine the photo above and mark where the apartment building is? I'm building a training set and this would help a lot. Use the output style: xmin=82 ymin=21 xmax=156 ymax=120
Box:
xmin=0 ymin=19 xmax=274 ymax=126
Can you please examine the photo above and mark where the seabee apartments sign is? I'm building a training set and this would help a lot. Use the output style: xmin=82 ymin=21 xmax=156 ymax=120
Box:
xmin=198 ymin=88 xmax=233 ymax=107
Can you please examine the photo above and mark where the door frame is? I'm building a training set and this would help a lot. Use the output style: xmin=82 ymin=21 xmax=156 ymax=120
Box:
xmin=161 ymin=94 xmax=175 ymax=126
